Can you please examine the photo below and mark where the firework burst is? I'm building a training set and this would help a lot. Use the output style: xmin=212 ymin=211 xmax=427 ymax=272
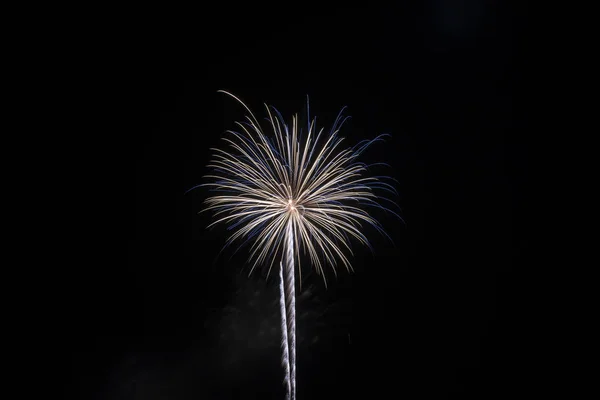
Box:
xmin=190 ymin=91 xmax=399 ymax=399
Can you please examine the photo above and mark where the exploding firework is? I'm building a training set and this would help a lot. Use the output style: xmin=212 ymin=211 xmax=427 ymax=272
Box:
xmin=191 ymin=91 xmax=398 ymax=399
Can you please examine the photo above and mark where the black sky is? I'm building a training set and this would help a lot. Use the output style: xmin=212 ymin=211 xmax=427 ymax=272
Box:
xmin=63 ymin=3 xmax=526 ymax=399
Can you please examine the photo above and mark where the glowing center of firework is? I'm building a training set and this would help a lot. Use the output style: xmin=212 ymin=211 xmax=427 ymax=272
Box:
xmin=286 ymin=199 xmax=298 ymax=212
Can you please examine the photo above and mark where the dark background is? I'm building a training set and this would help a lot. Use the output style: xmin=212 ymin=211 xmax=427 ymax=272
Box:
xmin=63 ymin=2 xmax=526 ymax=399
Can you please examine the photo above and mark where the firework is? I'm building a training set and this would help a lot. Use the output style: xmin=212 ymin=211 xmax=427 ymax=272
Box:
xmin=192 ymin=91 xmax=398 ymax=399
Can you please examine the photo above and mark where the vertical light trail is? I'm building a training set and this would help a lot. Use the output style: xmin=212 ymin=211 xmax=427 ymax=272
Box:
xmin=284 ymin=219 xmax=297 ymax=400
xmin=278 ymin=261 xmax=291 ymax=400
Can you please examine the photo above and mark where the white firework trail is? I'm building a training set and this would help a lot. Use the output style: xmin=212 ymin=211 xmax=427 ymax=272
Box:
xmin=284 ymin=226 xmax=296 ymax=400
xmin=190 ymin=90 xmax=400 ymax=399
xmin=278 ymin=262 xmax=291 ymax=400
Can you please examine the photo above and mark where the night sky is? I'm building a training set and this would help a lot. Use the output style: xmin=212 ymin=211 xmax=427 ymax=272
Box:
xmin=63 ymin=3 xmax=525 ymax=399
